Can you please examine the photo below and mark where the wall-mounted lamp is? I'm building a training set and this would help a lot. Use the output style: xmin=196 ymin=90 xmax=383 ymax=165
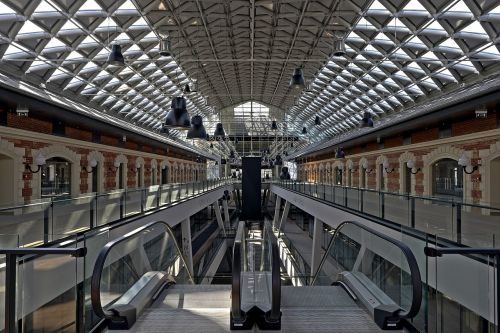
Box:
xmin=406 ymin=160 xmax=421 ymax=174
xmin=361 ymin=161 xmax=373 ymax=174
xmin=131 ymin=161 xmax=142 ymax=173
xmin=383 ymin=160 xmax=395 ymax=174
xmin=110 ymin=161 xmax=121 ymax=172
xmin=83 ymin=158 xmax=98 ymax=173
xmin=25 ymin=154 xmax=46 ymax=174
xmin=458 ymin=154 xmax=480 ymax=174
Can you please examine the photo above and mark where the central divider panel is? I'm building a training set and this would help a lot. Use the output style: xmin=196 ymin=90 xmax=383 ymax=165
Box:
xmin=231 ymin=220 xmax=281 ymax=330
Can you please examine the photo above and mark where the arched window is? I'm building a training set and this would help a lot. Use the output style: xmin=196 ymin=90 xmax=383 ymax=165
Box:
xmin=432 ymin=158 xmax=463 ymax=199
xmin=41 ymin=157 xmax=71 ymax=199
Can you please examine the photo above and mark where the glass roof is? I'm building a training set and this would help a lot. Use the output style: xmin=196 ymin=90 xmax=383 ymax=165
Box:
xmin=288 ymin=0 xmax=500 ymax=144
xmin=0 ymin=0 xmax=499 ymax=157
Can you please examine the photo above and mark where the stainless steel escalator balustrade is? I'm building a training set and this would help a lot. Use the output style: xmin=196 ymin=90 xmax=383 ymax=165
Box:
xmin=311 ymin=220 xmax=422 ymax=330
xmin=231 ymin=221 xmax=281 ymax=330
xmin=91 ymin=220 xmax=193 ymax=329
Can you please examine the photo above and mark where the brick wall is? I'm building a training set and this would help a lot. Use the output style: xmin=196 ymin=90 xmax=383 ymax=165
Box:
xmin=7 ymin=113 xmax=52 ymax=134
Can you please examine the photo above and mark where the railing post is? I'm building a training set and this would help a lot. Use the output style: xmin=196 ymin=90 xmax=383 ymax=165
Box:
xmin=410 ymin=196 xmax=415 ymax=228
xmin=360 ymin=189 xmax=364 ymax=212
xmin=43 ymin=202 xmax=51 ymax=244
xmin=5 ymin=253 xmax=17 ymax=333
xmin=140 ymin=189 xmax=145 ymax=214
xmin=90 ymin=193 xmax=96 ymax=229
xmin=120 ymin=191 xmax=125 ymax=219
xmin=380 ymin=192 xmax=385 ymax=219
xmin=456 ymin=203 xmax=462 ymax=244
xmin=156 ymin=186 xmax=161 ymax=208
xmin=344 ymin=187 xmax=348 ymax=207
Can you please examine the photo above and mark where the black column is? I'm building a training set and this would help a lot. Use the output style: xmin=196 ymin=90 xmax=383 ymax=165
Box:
xmin=241 ymin=157 xmax=262 ymax=220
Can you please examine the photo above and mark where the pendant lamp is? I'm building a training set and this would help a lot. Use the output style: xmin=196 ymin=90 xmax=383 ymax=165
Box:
xmin=360 ymin=112 xmax=374 ymax=128
xmin=186 ymin=115 xmax=207 ymax=139
xmin=280 ymin=167 xmax=291 ymax=180
xmin=289 ymin=67 xmax=305 ymax=90
xmin=302 ymin=127 xmax=307 ymax=134
xmin=165 ymin=97 xmax=190 ymax=129
xmin=107 ymin=44 xmax=124 ymax=66
xmin=275 ymin=154 xmax=282 ymax=166
xmin=315 ymin=115 xmax=321 ymax=126
xmin=271 ymin=120 xmax=278 ymax=130
xmin=184 ymin=84 xmax=191 ymax=94
xmin=335 ymin=147 xmax=345 ymax=159
xmin=214 ymin=123 xmax=225 ymax=137
xmin=332 ymin=39 xmax=346 ymax=57
xmin=159 ymin=38 xmax=172 ymax=57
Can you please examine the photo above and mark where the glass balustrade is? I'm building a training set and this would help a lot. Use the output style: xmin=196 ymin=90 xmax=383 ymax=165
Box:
xmin=277 ymin=180 xmax=500 ymax=248
xmin=0 ymin=178 xmax=233 ymax=247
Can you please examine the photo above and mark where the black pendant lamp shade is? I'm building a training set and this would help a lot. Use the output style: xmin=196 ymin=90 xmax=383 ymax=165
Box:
xmin=315 ymin=115 xmax=321 ymax=126
xmin=271 ymin=120 xmax=278 ymax=130
xmin=302 ymin=126 xmax=307 ymax=134
xmin=280 ymin=167 xmax=291 ymax=180
xmin=230 ymin=150 xmax=235 ymax=159
xmin=360 ymin=112 xmax=374 ymax=128
xmin=335 ymin=147 xmax=345 ymax=159
xmin=275 ymin=154 xmax=282 ymax=166
xmin=184 ymin=84 xmax=191 ymax=94
xmin=214 ymin=123 xmax=226 ymax=137
xmin=165 ymin=97 xmax=190 ymax=129
xmin=289 ymin=67 xmax=305 ymax=90
xmin=108 ymin=44 xmax=125 ymax=66
xmin=332 ymin=39 xmax=346 ymax=57
xmin=290 ymin=142 xmax=294 ymax=148
xmin=186 ymin=115 xmax=207 ymax=139
xmin=210 ymin=142 xmax=214 ymax=148
xmin=159 ymin=38 xmax=172 ymax=57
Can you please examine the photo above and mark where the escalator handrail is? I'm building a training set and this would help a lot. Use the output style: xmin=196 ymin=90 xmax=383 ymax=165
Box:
xmin=231 ymin=221 xmax=246 ymax=321
xmin=264 ymin=221 xmax=281 ymax=322
xmin=91 ymin=220 xmax=193 ymax=320
xmin=311 ymin=220 xmax=422 ymax=320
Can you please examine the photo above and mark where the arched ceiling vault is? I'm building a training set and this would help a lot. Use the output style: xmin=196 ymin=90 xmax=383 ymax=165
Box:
xmin=0 ymin=0 xmax=499 ymax=156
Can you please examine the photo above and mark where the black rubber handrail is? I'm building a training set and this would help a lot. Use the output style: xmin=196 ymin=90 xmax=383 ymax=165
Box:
xmin=311 ymin=220 xmax=422 ymax=320
xmin=231 ymin=221 xmax=246 ymax=322
xmin=91 ymin=220 xmax=193 ymax=320
xmin=264 ymin=221 xmax=281 ymax=322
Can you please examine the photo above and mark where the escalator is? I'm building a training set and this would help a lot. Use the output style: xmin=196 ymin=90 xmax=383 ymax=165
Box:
xmin=231 ymin=220 xmax=281 ymax=330
xmin=309 ymin=220 xmax=422 ymax=330
xmin=88 ymin=217 xmax=422 ymax=332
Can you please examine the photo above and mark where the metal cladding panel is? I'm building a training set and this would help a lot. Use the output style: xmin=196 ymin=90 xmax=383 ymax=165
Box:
xmin=242 ymin=157 xmax=262 ymax=220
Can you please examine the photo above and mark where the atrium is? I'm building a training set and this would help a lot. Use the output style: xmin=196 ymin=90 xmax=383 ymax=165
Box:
xmin=0 ymin=0 xmax=498 ymax=332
